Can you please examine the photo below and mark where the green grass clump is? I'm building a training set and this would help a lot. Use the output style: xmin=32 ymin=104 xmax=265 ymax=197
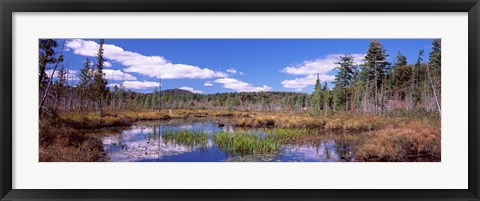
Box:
xmin=212 ymin=131 xmax=279 ymax=156
xmin=265 ymin=128 xmax=332 ymax=145
xmin=161 ymin=129 xmax=209 ymax=149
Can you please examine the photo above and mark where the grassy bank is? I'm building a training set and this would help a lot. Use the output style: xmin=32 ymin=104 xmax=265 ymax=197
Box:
xmin=354 ymin=119 xmax=441 ymax=161
xmin=59 ymin=109 xmax=254 ymax=130
xmin=39 ymin=115 xmax=108 ymax=162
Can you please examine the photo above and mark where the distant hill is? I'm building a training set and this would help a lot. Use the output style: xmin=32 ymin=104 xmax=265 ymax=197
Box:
xmin=160 ymin=89 xmax=194 ymax=95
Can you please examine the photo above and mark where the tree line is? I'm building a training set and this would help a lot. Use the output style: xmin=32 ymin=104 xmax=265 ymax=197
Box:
xmin=39 ymin=39 xmax=109 ymax=116
xmin=321 ymin=39 xmax=441 ymax=114
xmin=39 ymin=39 xmax=440 ymax=115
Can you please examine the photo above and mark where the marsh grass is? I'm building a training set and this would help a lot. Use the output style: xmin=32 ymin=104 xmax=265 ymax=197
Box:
xmin=161 ymin=129 xmax=209 ymax=149
xmin=61 ymin=112 xmax=133 ymax=129
xmin=39 ymin=116 xmax=108 ymax=162
xmin=354 ymin=119 xmax=441 ymax=162
xmin=212 ymin=131 xmax=279 ymax=156
xmin=59 ymin=109 xmax=250 ymax=130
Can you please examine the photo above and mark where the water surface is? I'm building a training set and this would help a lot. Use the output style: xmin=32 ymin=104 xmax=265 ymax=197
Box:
xmin=100 ymin=118 xmax=357 ymax=162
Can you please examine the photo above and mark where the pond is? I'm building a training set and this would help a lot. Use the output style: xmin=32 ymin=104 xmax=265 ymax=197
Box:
xmin=99 ymin=118 xmax=359 ymax=162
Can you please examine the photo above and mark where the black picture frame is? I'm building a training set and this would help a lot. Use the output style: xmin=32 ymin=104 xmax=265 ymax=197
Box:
xmin=1 ymin=0 xmax=479 ymax=200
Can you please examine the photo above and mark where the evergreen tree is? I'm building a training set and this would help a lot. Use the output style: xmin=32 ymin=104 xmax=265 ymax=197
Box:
xmin=333 ymin=54 xmax=355 ymax=110
xmin=362 ymin=40 xmax=390 ymax=113
xmin=411 ymin=50 xmax=424 ymax=107
xmin=310 ymin=74 xmax=323 ymax=110
xmin=78 ymin=57 xmax=93 ymax=111
xmin=39 ymin=39 xmax=62 ymax=89
xmin=394 ymin=51 xmax=408 ymax=67
xmin=429 ymin=39 xmax=441 ymax=80
xmin=428 ymin=39 xmax=441 ymax=112
xmin=322 ymin=82 xmax=330 ymax=111
xmin=144 ymin=94 xmax=152 ymax=109
xmin=151 ymin=88 xmax=158 ymax=109
xmin=93 ymin=39 xmax=108 ymax=115
xmin=134 ymin=94 xmax=143 ymax=109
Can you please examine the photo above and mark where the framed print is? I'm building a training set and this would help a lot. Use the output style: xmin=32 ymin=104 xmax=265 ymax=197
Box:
xmin=1 ymin=0 xmax=479 ymax=201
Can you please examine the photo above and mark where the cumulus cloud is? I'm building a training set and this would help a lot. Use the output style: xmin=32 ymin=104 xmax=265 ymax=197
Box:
xmin=66 ymin=39 xmax=228 ymax=79
xmin=281 ymin=54 xmax=365 ymax=90
xmin=226 ymin=68 xmax=237 ymax=74
xmin=281 ymin=54 xmax=365 ymax=75
xmin=213 ymin=78 xmax=271 ymax=92
xmin=103 ymin=69 xmax=137 ymax=81
xmin=179 ymin=86 xmax=204 ymax=94
xmin=204 ymin=82 xmax=214 ymax=87
xmin=281 ymin=74 xmax=335 ymax=91
xmin=108 ymin=81 xmax=160 ymax=90
xmin=104 ymin=61 xmax=112 ymax=67
xmin=46 ymin=69 xmax=79 ymax=80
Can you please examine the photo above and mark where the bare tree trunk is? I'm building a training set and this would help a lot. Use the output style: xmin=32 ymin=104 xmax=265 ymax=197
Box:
xmin=427 ymin=63 xmax=441 ymax=115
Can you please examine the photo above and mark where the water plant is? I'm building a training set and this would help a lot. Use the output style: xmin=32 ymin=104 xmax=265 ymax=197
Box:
xmin=212 ymin=131 xmax=279 ymax=156
xmin=161 ymin=129 xmax=209 ymax=149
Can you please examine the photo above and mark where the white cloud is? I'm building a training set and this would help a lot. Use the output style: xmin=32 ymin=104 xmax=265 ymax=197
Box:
xmin=179 ymin=86 xmax=204 ymax=94
xmin=281 ymin=54 xmax=365 ymax=75
xmin=103 ymin=69 xmax=137 ymax=81
xmin=108 ymin=81 xmax=160 ymax=90
xmin=104 ymin=61 xmax=112 ymax=67
xmin=280 ymin=53 xmax=365 ymax=90
xmin=281 ymin=74 xmax=335 ymax=91
xmin=226 ymin=68 xmax=245 ymax=76
xmin=213 ymin=78 xmax=271 ymax=92
xmin=66 ymin=39 xmax=228 ymax=79
xmin=46 ymin=69 xmax=79 ymax=80
xmin=204 ymin=82 xmax=214 ymax=87
xmin=226 ymin=68 xmax=237 ymax=74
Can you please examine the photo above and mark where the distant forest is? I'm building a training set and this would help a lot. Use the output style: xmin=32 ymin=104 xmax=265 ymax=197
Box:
xmin=40 ymin=39 xmax=441 ymax=115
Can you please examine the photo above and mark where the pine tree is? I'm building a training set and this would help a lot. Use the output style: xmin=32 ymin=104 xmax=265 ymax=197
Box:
xmin=93 ymin=39 xmax=108 ymax=115
xmin=134 ymin=94 xmax=143 ymax=109
xmin=310 ymin=74 xmax=323 ymax=110
xmin=429 ymin=39 xmax=441 ymax=81
xmin=334 ymin=54 xmax=355 ymax=110
xmin=322 ymin=82 xmax=330 ymax=111
xmin=39 ymin=39 xmax=62 ymax=89
xmin=144 ymin=94 xmax=152 ymax=109
xmin=428 ymin=39 xmax=441 ymax=112
xmin=362 ymin=40 xmax=389 ymax=113
xmin=411 ymin=50 xmax=424 ymax=108
xmin=78 ymin=57 xmax=93 ymax=111
xmin=151 ymin=87 xmax=158 ymax=109
xmin=394 ymin=51 xmax=408 ymax=67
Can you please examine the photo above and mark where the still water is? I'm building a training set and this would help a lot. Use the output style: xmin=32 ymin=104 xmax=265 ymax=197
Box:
xmin=100 ymin=118 xmax=356 ymax=162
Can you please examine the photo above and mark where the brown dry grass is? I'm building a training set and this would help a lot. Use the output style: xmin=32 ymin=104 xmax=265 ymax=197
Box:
xmin=39 ymin=116 xmax=108 ymax=162
xmin=354 ymin=119 xmax=441 ymax=161
xmin=233 ymin=112 xmax=394 ymax=131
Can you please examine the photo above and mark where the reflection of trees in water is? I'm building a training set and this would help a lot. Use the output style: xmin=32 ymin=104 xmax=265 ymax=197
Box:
xmin=116 ymin=132 xmax=128 ymax=151
xmin=323 ymin=141 xmax=331 ymax=160
xmin=334 ymin=140 xmax=354 ymax=161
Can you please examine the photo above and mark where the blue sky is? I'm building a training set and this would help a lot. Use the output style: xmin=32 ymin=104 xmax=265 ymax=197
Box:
xmin=56 ymin=39 xmax=434 ymax=94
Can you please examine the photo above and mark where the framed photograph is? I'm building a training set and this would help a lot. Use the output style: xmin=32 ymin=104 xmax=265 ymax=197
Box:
xmin=1 ymin=0 xmax=479 ymax=200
